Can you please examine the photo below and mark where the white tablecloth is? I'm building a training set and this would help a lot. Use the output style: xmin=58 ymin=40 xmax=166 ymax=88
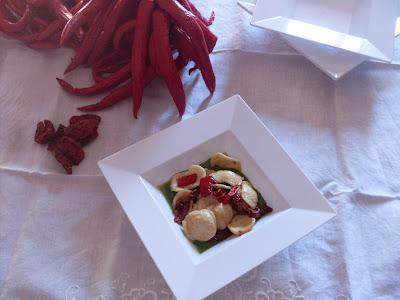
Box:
xmin=1 ymin=1 xmax=400 ymax=299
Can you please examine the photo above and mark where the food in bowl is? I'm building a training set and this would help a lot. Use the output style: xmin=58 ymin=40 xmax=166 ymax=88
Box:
xmin=160 ymin=152 xmax=273 ymax=252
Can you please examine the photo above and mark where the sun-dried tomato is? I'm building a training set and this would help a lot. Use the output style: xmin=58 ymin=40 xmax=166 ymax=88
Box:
xmin=177 ymin=174 xmax=197 ymax=187
xmin=47 ymin=124 xmax=66 ymax=151
xmin=69 ymin=114 xmax=101 ymax=125
xmin=173 ymin=190 xmax=199 ymax=224
xmin=230 ymin=194 xmax=268 ymax=219
xmin=200 ymin=175 xmax=215 ymax=197
xmin=53 ymin=151 xmax=73 ymax=174
xmin=53 ymin=136 xmax=85 ymax=164
xmin=34 ymin=120 xmax=55 ymax=145
xmin=64 ymin=119 xmax=100 ymax=146
xmin=214 ymin=184 xmax=240 ymax=204
xmin=173 ymin=195 xmax=193 ymax=224
xmin=35 ymin=115 xmax=101 ymax=174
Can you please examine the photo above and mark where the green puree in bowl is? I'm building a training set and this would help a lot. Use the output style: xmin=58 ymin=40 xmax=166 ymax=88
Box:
xmin=159 ymin=157 xmax=268 ymax=253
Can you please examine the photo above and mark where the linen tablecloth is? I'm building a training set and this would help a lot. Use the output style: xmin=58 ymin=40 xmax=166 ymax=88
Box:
xmin=1 ymin=1 xmax=400 ymax=299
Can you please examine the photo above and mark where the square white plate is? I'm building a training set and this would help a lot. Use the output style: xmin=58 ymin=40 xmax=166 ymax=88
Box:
xmin=99 ymin=95 xmax=336 ymax=300
xmin=251 ymin=0 xmax=398 ymax=62
xmin=239 ymin=0 xmax=399 ymax=79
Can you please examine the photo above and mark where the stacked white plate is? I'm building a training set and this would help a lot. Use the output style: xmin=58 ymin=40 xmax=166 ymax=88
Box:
xmin=238 ymin=0 xmax=400 ymax=79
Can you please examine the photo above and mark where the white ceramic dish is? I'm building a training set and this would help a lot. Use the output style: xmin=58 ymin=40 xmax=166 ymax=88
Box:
xmin=239 ymin=0 xmax=399 ymax=79
xmin=99 ymin=95 xmax=336 ymax=300
xmin=251 ymin=0 xmax=397 ymax=62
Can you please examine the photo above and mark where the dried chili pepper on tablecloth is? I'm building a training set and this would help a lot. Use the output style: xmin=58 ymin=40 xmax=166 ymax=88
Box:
xmin=1 ymin=0 xmax=217 ymax=117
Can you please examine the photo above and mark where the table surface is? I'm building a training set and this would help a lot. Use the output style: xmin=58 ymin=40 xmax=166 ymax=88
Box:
xmin=1 ymin=1 xmax=400 ymax=299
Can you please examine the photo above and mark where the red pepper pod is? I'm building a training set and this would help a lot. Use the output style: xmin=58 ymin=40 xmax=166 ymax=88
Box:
xmin=57 ymin=64 xmax=131 ymax=96
xmin=112 ymin=20 xmax=136 ymax=51
xmin=0 ymin=0 xmax=32 ymax=33
xmin=60 ymin=0 xmax=109 ymax=45
xmin=151 ymin=9 xmax=186 ymax=116
xmin=87 ymin=0 xmax=131 ymax=65
xmin=156 ymin=0 xmax=215 ymax=93
xmin=131 ymin=0 xmax=154 ymax=118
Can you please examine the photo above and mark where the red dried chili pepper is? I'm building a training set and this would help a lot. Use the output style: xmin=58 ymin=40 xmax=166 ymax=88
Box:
xmin=171 ymin=26 xmax=196 ymax=64
xmin=0 ymin=0 xmax=32 ymax=33
xmin=93 ymin=50 xmax=130 ymax=70
xmin=35 ymin=0 xmax=85 ymax=41
xmin=49 ymin=0 xmax=72 ymax=24
xmin=60 ymin=0 xmax=109 ymax=45
xmin=198 ymin=19 xmax=217 ymax=53
xmin=26 ymin=0 xmax=47 ymax=7
xmin=176 ymin=0 xmax=191 ymax=11
xmin=79 ymin=53 xmax=189 ymax=112
xmin=64 ymin=3 xmax=112 ymax=73
xmin=78 ymin=82 xmax=131 ymax=112
xmin=156 ymin=0 xmax=215 ymax=93
xmin=177 ymin=174 xmax=197 ymax=188
xmin=131 ymin=0 xmax=154 ymax=118
xmin=57 ymin=64 xmax=131 ymax=96
xmin=91 ymin=67 xmax=108 ymax=83
xmin=96 ymin=64 xmax=125 ymax=74
xmin=151 ymin=9 xmax=186 ymax=116
xmin=87 ymin=0 xmax=130 ymax=65
xmin=112 ymin=19 xmax=135 ymax=51
xmin=78 ymin=67 xmax=156 ymax=112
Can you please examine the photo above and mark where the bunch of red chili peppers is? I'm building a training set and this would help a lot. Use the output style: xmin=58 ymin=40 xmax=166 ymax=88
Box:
xmin=0 ymin=0 xmax=217 ymax=117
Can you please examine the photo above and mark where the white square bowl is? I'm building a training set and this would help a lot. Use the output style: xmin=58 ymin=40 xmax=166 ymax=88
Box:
xmin=98 ymin=95 xmax=336 ymax=300
xmin=239 ymin=0 xmax=400 ymax=79
xmin=251 ymin=0 xmax=398 ymax=62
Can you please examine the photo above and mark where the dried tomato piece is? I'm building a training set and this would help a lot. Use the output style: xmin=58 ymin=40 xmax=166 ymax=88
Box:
xmin=35 ymin=114 xmax=101 ymax=174
xmin=173 ymin=190 xmax=199 ymax=224
xmin=69 ymin=114 xmax=101 ymax=125
xmin=53 ymin=136 xmax=85 ymax=165
xmin=173 ymin=195 xmax=193 ymax=224
xmin=177 ymin=174 xmax=197 ymax=187
xmin=211 ymin=184 xmax=240 ymax=204
xmin=49 ymin=136 xmax=85 ymax=174
xmin=64 ymin=119 xmax=100 ymax=146
xmin=54 ymin=151 xmax=73 ymax=174
xmin=200 ymin=175 xmax=215 ymax=197
xmin=47 ymin=124 xmax=66 ymax=151
xmin=230 ymin=194 xmax=270 ymax=219
xmin=34 ymin=120 xmax=55 ymax=145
